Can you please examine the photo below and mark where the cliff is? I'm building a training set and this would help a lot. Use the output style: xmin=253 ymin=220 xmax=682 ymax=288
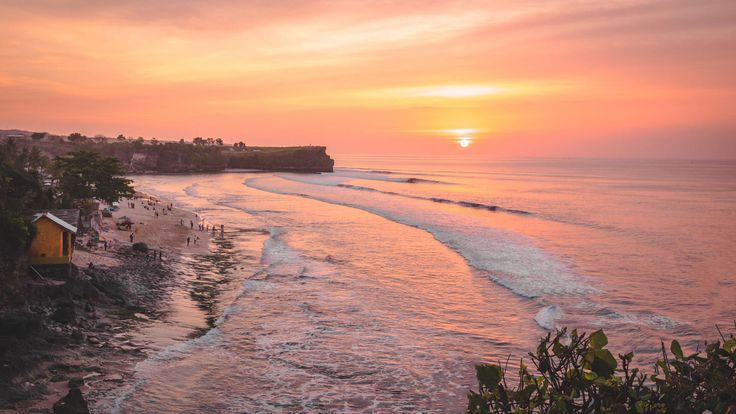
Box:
xmin=106 ymin=143 xmax=228 ymax=173
xmin=227 ymin=146 xmax=334 ymax=172
xmin=0 ymin=130 xmax=334 ymax=173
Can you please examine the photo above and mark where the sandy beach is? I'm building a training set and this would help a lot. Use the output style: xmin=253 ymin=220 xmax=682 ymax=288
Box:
xmin=2 ymin=194 xmax=214 ymax=414
xmin=77 ymin=193 xmax=211 ymax=266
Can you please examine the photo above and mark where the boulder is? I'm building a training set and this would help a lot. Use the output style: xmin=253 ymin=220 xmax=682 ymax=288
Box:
xmin=131 ymin=242 xmax=148 ymax=253
xmin=52 ymin=388 xmax=89 ymax=414
xmin=51 ymin=299 xmax=76 ymax=324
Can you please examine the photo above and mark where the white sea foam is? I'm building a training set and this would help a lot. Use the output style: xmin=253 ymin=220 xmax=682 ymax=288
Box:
xmin=245 ymin=176 xmax=595 ymax=299
xmin=535 ymin=305 xmax=562 ymax=330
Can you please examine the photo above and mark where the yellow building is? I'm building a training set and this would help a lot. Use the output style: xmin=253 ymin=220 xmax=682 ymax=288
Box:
xmin=29 ymin=210 xmax=79 ymax=265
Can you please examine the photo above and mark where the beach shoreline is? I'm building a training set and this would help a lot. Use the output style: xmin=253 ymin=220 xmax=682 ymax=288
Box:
xmin=1 ymin=194 xmax=213 ymax=414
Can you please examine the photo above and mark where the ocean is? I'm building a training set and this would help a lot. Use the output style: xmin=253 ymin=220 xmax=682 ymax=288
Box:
xmin=107 ymin=157 xmax=736 ymax=413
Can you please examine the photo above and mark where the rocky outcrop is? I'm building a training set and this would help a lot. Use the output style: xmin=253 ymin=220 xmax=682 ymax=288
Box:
xmin=227 ymin=146 xmax=334 ymax=172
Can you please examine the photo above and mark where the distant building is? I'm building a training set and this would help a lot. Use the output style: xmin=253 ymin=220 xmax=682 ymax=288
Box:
xmin=28 ymin=210 xmax=80 ymax=266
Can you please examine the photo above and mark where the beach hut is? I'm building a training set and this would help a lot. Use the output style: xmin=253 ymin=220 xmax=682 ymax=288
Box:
xmin=28 ymin=210 xmax=80 ymax=265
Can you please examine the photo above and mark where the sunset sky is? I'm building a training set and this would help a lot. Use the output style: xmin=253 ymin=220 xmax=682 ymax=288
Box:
xmin=1 ymin=0 xmax=735 ymax=158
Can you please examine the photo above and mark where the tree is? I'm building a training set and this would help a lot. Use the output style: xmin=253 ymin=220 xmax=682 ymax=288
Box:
xmin=67 ymin=132 xmax=87 ymax=143
xmin=193 ymin=137 xmax=205 ymax=146
xmin=53 ymin=151 xmax=134 ymax=205
xmin=0 ymin=139 xmax=49 ymax=257
xmin=116 ymin=134 xmax=126 ymax=141
xmin=31 ymin=132 xmax=46 ymax=140
xmin=215 ymin=138 xmax=223 ymax=146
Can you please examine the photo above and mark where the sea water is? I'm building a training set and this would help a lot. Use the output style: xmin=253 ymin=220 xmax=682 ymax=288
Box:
xmin=106 ymin=157 xmax=736 ymax=413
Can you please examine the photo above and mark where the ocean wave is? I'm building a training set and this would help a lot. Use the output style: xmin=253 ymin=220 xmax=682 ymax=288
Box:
xmin=406 ymin=177 xmax=442 ymax=184
xmin=336 ymin=183 xmax=531 ymax=215
xmin=245 ymin=176 xmax=592 ymax=300
xmin=329 ymin=170 xmax=448 ymax=184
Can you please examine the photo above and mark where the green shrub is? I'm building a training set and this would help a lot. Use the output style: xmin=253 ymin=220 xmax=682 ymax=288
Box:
xmin=467 ymin=326 xmax=736 ymax=413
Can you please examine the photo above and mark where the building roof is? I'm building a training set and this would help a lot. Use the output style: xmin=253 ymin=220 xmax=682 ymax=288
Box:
xmin=32 ymin=210 xmax=79 ymax=233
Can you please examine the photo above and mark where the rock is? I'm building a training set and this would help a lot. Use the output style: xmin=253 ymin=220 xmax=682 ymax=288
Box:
xmin=104 ymin=374 xmax=124 ymax=382
xmin=87 ymin=336 xmax=100 ymax=344
xmin=50 ymin=372 xmax=68 ymax=382
xmin=119 ymin=345 xmax=138 ymax=353
xmin=67 ymin=377 xmax=84 ymax=388
xmin=82 ymin=372 xmax=100 ymax=380
xmin=53 ymin=388 xmax=90 ymax=414
xmin=95 ymin=318 xmax=112 ymax=329
xmin=133 ymin=313 xmax=149 ymax=320
xmin=51 ymin=299 xmax=76 ymax=324
xmin=70 ymin=329 xmax=84 ymax=343
xmin=132 ymin=242 xmax=148 ymax=253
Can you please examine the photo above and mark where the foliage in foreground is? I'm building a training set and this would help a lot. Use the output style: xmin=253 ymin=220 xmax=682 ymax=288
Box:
xmin=467 ymin=326 xmax=736 ymax=414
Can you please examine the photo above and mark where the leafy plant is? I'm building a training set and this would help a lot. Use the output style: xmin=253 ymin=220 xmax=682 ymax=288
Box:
xmin=467 ymin=326 xmax=736 ymax=413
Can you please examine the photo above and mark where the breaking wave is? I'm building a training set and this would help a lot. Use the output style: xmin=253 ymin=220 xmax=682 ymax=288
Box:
xmin=336 ymin=183 xmax=530 ymax=215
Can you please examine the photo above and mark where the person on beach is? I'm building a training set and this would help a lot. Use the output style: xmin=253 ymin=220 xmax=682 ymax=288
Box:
xmin=180 ymin=218 xmax=184 ymax=226
xmin=187 ymin=236 xmax=190 ymax=246
xmin=129 ymin=233 xmax=134 ymax=243
xmin=104 ymin=240 xmax=108 ymax=251
xmin=190 ymin=220 xmax=194 ymax=229
xmin=194 ymin=236 xmax=197 ymax=245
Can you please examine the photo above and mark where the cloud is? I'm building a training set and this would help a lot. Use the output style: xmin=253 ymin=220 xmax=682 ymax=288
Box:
xmin=0 ymin=0 xmax=734 ymax=157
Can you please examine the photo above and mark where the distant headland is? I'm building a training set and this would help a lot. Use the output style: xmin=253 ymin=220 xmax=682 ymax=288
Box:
xmin=0 ymin=129 xmax=335 ymax=173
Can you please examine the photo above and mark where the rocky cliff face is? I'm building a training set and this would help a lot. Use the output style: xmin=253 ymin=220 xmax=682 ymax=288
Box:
xmin=124 ymin=145 xmax=227 ymax=173
xmin=2 ymin=132 xmax=334 ymax=174
xmin=227 ymin=146 xmax=334 ymax=172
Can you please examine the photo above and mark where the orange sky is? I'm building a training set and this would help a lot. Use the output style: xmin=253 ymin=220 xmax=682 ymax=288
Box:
xmin=1 ymin=0 xmax=735 ymax=158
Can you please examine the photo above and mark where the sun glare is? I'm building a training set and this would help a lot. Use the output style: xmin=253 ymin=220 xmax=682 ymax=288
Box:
xmin=457 ymin=137 xmax=472 ymax=148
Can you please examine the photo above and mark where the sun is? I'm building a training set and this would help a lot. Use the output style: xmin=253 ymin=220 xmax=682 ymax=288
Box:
xmin=457 ymin=136 xmax=472 ymax=148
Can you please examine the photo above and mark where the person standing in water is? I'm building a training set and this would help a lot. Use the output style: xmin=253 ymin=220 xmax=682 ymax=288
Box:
xmin=187 ymin=236 xmax=190 ymax=246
